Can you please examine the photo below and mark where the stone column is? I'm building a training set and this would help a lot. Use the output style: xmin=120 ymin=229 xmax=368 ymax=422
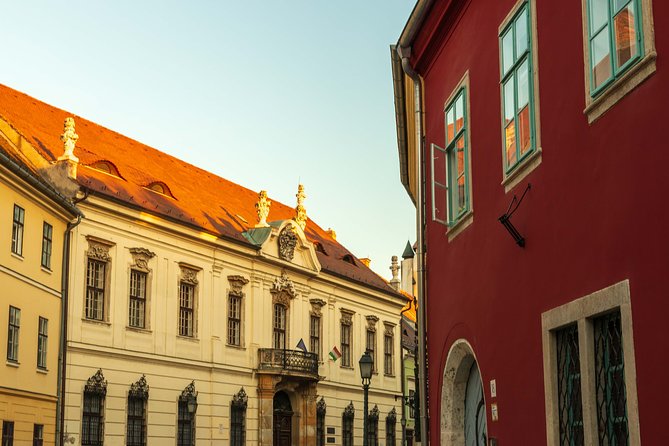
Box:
xmin=301 ymin=382 xmax=318 ymax=446
xmin=257 ymin=374 xmax=276 ymax=445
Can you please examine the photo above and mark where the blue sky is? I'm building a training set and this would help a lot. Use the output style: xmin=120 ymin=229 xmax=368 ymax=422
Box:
xmin=3 ymin=1 xmax=416 ymax=279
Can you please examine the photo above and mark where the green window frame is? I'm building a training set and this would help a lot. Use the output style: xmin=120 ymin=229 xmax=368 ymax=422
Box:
xmin=500 ymin=2 xmax=536 ymax=172
xmin=432 ymin=87 xmax=470 ymax=226
xmin=587 ymin=0 xmax=643 ymax=96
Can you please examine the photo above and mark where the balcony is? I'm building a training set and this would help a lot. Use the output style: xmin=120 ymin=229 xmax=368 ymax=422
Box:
xmin=257 ymin=348 xmax=319 ymax=380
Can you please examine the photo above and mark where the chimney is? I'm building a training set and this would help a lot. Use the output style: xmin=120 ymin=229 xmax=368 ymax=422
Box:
xmin=400 ymin=241 xmax=414 ymax=295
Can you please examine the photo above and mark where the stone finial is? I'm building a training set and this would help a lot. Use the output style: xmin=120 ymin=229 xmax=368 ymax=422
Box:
xmin=255 ymin=190 xmax=271 ymax=227
xmin=294 ymin=184 xmax=307 ymax=230
xmin=59 ymin=117 xmax=79 ymax=162
xmin=390 ymin=255 xmax=400 ymax=290
xmin=359 ymin=258 xmax=371 ymax=268
xmin=326 ymin=228 xmax=337 ymax=240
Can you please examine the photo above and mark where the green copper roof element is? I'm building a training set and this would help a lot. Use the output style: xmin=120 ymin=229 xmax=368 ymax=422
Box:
xmin=242 ymin=227 xmax=272 ymax=246
xmin=402 ymin=240 xmax=414 ymax=259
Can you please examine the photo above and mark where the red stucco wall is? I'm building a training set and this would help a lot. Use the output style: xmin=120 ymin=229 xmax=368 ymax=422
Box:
xmin=411 ymin=0 xmax=668 ymax=443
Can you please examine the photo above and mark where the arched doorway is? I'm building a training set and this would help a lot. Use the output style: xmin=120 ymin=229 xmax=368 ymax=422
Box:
xmin=440 ymin=339 xmax=488 ymax=446
xmin=273 ymin=391 xmax=293 ymax=446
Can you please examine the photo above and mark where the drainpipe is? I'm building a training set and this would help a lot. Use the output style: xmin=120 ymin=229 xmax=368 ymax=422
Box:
xmin=56 ymin=190 xmax=87 ymax=446
xmin=398 ymin=46 xmax=429 ymax=445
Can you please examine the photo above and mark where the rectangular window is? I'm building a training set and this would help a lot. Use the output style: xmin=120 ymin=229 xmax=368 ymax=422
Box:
xmin=177 ymin=400 xmax=194 ymax=446
xmin=273 ymin=304 xmax=287 ymax=349
xmin=587 ymin=0 xmax=642 ymax=95
xmin=41 ymin=222 xmax=53 ymax=269
xmin=384 ymin=333 xmax=394 ymax=375
xmin=385 ymin=415 xmax=396 ymax=446
xmin=366 ymin=329 xmax=376 ymax=372
xmin=11 ymin=205 xmax=24 ymax=256
xmin=500 ymin=2 xmax=536 ymax=171
xmin=556 ymin=324 xmax=584 ymax=445
xmin=409 ymin=389 xmax=415 ymax=419
xmin=230 ymin=403 xmax=246 ymax=446
xmin=126 ymin=395 xmax=147 ymax=446
xmin=86 ymin=259 xmax=106 ymax=321
xmin=228 ymin=294 xmax=241 ymax=346
xmin=33 ymin=424 xmax=43 ymax=446
xmin=37 ymin=317 xmax=48 ymax=369
xmin=340 ymin=323 xmax=351 ymax=367
xmin=129 ymin=270 xmax=147 ymax=328
xmin=594 ymin=310 xmax=629 ymax=444
xmin=2 ymin=421 xmax=14 ymax=446
xmin=317 ymin=408 xmax=325 ymax=446
xmin=367 ymin=415 xmax=378 ymax=446
xmin=310 ymin=315 xmax=320 ymax=359
xmin=7 ymin=307 xmax=20 ymax=362
xmin=82 ymin=391 xmax=104 ymax=446
xmin=342 ymin=413 xmax=353 ymax=446
xmin=179 ymin=282 xmax=195 ymax=337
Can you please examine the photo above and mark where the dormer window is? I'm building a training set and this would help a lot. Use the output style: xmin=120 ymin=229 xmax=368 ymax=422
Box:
xmin=145 ymin=182 xmax=175 ymax=199
xmin=342 ymin=254 xmax=356 ymax=266
xmin=90 ymin=161 xmax=122 ymax=178
xmin=313 ymin=241 xmax=327 ymax=255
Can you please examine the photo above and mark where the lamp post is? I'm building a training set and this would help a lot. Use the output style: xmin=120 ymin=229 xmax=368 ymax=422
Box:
xmin=359 ymin=351 xmax=373 ymax=446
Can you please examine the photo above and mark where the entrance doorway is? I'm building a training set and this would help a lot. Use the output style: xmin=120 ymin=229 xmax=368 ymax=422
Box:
xmin=464 ymin=362 xmax=487 ymax=446
xmin=273 ymin=391 xmax=293 ymax=446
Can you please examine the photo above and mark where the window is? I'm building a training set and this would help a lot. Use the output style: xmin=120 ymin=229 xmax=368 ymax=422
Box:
xmin=230 ymin=388 xmax=248 ymax=446
xmin=384 ymin=324 xmax=394 ymax=376
xmin=317 ymin=398 xmax=326 ymax=446
xmin=367 ymin=405 xmax=379 ymax=446
xmin=500 ymin=2 xmax=536 ymax=172
xmin=310 ymin=315 xmax=321 ymax=359
xmin=581 ymin=0 xmax=656 ymax=122
xmin=432 ymin=76 xmax=472 ymax=230
xmin=340 ymin=323 xmax=351 ymax=368
xmin=2 ymin=421 xmax=14 ymax=446
xmin=385 ymin=408 xmax=397 ymax=446
xmin=41 ymin=222 xmax=53 ymax=269
xmin=11 ymin=205 xmax=24 ymax=256
xmin=342 ymin=403 xmax=354 ymax=446
xmin=7 ymin=307 xmax=20 ymax=362
xmin=366 ymin=329 xmax=376 ymax=372
xmin=33 ymin=424 xmax=43 ymax=446
xmin=127 ymin=376 xmax=148 ymax=446
xmin=82 ymin=370 xmax=107 ymax=446
xmin=37 ymin=317 xmax=48 ymax=369
xmin=129 ymin=270 xmax=147 ymax=328
xmin=228 ymin=293 xmax=241 ymax=346
xmin=409 ymin=389 xmax=416 ymax=419
xmin=273 ymin=304 xmax=287 ymax=349
xmin=541 ymin=280 xmax=640 ymax=446
xmin=86 ymin=259 xmax=106 ymax=321
xmin=179 ymin=282 xmax=195 ymax=337
xmin=178 ymin=382 xmax=197 ymax=446
xmin=556 ymin=324 xmax=584 ymax=445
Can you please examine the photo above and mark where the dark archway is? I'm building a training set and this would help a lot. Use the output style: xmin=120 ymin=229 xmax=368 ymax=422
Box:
xmin=273 ymin=391 xmax=293 ymax=446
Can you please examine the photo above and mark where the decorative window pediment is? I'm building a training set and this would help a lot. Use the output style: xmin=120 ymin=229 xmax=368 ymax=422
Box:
xmin=228 ymin=275 xmax=249 ymax=297
xmin=232 ymin=387 xmax=248 ymax=409
xmin=387 ymin=407 xmax=397 ymax=423
xmin=129 ymin=375 xmax=149 ymax=399
xmin=85 ymin=369 xmax=108 ymax=396
xmin=317 ymin=397 xmax=327 ymax=415
xmin=180 ymin=381 xmax=197 ymax=401
xmin=366 ymin=315 xmax=379 ymax=331
xmin=340 ymin=308 xmax=355 ymax=326
xmin=384 ymin=322 xmax=396 ymax=337
xmin=129 ymin=247 xmax=155 ymax=272
xmin=369 ymin=404 xmax=380 ymax=421
xmin=271 ymin=271 xmax=297 ymax=307
xmin=86 ymin=236 xmax=113 ymax=262
xmin=179 ymin=263 xmax=200 ymax=285
xmin=343 ymin=401 xmax=355 ymax=418
xmin=310 ymin=298 xmax=326 ymax=317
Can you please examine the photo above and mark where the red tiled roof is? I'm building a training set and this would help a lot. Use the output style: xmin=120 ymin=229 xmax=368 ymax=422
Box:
xmin=0 ymin=83 xmax=398 ymax=295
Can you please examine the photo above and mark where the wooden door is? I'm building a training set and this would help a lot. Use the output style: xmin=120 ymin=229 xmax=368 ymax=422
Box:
xmin=464 ymin=362 xmax=487 ymax=446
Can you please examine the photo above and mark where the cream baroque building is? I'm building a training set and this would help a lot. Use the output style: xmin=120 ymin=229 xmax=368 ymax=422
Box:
xmin=0 ymin=84 xmax=405 ymax=446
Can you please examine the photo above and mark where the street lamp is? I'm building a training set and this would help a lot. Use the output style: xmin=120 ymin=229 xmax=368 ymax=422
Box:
xmin=359 ymin=351 xmax=373 ymax=446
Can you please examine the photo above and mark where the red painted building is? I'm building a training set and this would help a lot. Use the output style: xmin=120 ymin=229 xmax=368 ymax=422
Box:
xmin=391 ymin=0 xmax=666 ymax=444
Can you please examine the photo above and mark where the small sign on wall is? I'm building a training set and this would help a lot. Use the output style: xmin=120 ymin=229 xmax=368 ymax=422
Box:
xmin=490 ymin=379 xmax=497 ymax=398
xmin=327 ymin=427 xmax=335 ymax=434
xmin=491 ymin=403 xmax=499 ymax=422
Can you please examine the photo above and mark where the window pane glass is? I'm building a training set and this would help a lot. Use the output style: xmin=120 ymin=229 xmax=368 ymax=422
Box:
xmin=518 ymin=106 xmax=532 ymax=156
xmin=614 ymin=0 xmax=631 ymax=13
xmin=515 ymin=8 xmax=528 ymax=56
xmin=456 ymin=137 xmax=465 ymax=177
xmin=614 ymin=3 xmax=637 ymax=68
xmin=589 ymin=0 xmax=609 ymax=32
xmin=591 ymin=27 xmax=612 ymax=88
xmin=455 ymin=94 xmax=464 ymax=133
xmin=517 ymin=59 xmax=530 ymax=109
xmin=505 ymin=120 xmax=517 ymax=166
xmin=503 ymin=78 xmax=515 ymax=125
xmin=446 ymin=107 xmax=455 ymax=143
xmin=432 ymin=145 xmax=447 ymax=186
xmin=434 ymin=183 xmax=447 ymax=222
xmin=502 ymin=29 xmax=514 ymax=74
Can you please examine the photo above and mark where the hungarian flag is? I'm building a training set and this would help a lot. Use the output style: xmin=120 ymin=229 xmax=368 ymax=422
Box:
xmin=329 ymin=346 xmax=342 ymax=361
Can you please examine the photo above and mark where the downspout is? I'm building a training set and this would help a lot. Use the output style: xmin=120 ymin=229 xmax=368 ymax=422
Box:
xmin=399 ymin=303 xmax=413 ymax=446
xmin=56 ymin=190 xmax=87 ymax=446
xmin=398 ymin=46 xmax=429 ymax=445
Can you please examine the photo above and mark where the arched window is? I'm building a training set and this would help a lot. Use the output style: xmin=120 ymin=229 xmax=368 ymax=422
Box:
xmin=342 ymin=254 xmax=357 ymax=266
xmin=145 ymin=181 xmax=175 ymax=199
xmin=342 ymin=402 xmax=354 ymax=446
xmin=82 ymin=369 xmax=107 ymax=446
xmin=316 ymin=397 xmax=326 ymax=446
xmin=231 ymin=388 xmax=248 ymax=446
xmin=90 ymin=160 xmax=122 ymax=177
xmin=367 ymin=405 xmax=379 ymax=446
xmin=385 ymin=408 xmax=397 ymax=446
xmin=127 ymin=375 xmax=149 ymax=446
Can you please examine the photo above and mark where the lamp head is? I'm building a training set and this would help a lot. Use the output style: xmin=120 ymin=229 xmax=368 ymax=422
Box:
xmin=359 ymin=350 xmax=373 ymax=382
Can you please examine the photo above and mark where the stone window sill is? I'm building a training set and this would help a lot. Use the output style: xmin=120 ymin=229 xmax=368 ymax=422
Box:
xmin=177 ymin=335 xmax=199 ymax=343
xmin=41 ymin=266 xmax=52 ymax=274
xmin=6 ymin=360 xmax=19 ymax=368
xmin=226 ymin=343 xmax=246 ymax=350
xmin=447 ymin=211 xmax=474 ymax=243
xmin=502 ymin=148 xmax=542 ymax=194
xmin=37 ymin=367 xmax=48 ymax=374
xmin=126 ymin=326 xmax=151 ymax=334
xmin=82 ymin=318 xmax=111 ymax=326
xmin=11 ymin=252 xmax=24 ymax=261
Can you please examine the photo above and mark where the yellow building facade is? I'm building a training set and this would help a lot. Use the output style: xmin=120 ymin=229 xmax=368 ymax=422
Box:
xmin=0 ymin=127 xmax=80 ymax=445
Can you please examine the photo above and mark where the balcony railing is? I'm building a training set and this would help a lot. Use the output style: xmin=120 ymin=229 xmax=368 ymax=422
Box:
xmin=257 ymin=348 xmax=319 ymax=378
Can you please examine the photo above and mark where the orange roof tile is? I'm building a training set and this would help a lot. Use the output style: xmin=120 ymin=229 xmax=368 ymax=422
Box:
xmin=0 ymin=84 xmax=398 ymax=295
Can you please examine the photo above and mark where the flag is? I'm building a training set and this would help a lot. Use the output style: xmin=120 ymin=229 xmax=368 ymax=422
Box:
xmin=329 ymin=346 xmax=342 ymax=361
xmin=296 ymin=338 xmax=307 ymax=353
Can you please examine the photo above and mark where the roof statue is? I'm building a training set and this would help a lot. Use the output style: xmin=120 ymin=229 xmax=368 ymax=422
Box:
xmin=255 ymin=190 xmax=271 ymax=228
xmin=326 ymin=228 xmax=337 ymax=240
xmin=294 ymin=184 xmax=307 ymax=230
xmin=390 ymin=255 xmax=400 ymax=290
xmin=59 ymin=117 xmax=79 ymax=162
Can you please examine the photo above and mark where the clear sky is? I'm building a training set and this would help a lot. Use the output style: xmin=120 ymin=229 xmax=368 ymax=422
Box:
xmin=3 ymin=1 xmax=417 ymax=280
